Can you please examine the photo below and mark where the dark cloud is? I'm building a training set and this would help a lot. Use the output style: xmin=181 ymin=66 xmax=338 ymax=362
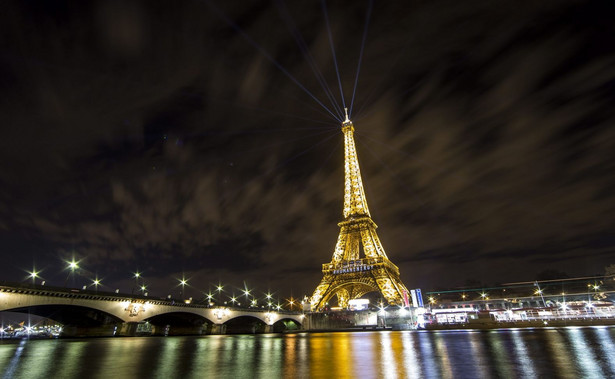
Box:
xmin=0 ymin=0 xmax=614 ymax=299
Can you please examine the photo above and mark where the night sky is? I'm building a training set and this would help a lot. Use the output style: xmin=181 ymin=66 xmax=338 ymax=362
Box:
xmin=1 ymin=0 xmax=614 ymax=301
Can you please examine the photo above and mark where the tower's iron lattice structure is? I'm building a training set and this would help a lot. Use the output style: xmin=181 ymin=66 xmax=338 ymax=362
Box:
xmin=310 ymin=111 xmax=409 ymax=311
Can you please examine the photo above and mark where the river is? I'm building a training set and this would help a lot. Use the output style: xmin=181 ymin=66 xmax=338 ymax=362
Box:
xmin=2 ymin=326 xmax=615 ymax=378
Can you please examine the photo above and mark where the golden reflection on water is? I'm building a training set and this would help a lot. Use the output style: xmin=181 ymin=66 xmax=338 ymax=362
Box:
xmin=283 ymin=334 xmax=298 ymax=378
xmin=309 ymin=332 xmax=351 ymax=378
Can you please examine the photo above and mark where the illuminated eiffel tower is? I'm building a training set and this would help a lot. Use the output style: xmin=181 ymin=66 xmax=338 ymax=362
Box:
xmin=310 ymin=109 xmax=410 ymax=310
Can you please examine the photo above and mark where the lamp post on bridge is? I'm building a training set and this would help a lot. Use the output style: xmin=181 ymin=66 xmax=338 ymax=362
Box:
xmin=91 ymin=277 xmax=101 ymax=293
xmin=178 ymin=276 xmax=188 ymax=299
xmin=65 ymin=258 xmax=79 ymax=288
xmin=216 ymin=283 xmax=224 ymax=305
xmin=242 ymin=283 xmax=252 ymax=306
xmin=204 ymin=291 xmax=214 ymax=306
xmin=265 ymin=292 xmax=273 ymax=310
xmin=133 ymin=271 xmax=142 ymax=294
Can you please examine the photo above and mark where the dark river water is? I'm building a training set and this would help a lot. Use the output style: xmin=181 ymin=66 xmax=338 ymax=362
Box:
xmin=2 ymin=326 xmax=615 ymax=378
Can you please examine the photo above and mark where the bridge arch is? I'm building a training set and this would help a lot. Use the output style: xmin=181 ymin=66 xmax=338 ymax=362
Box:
xmin=224 ymin=315 xmax=267 ymax=334
xmin=144 ymin=311 xmax=213 ymax=336
xmin=4 ymin=304 xmax=123 ymax=327
xmin=272 ymin=317 xmax=302 ymax=332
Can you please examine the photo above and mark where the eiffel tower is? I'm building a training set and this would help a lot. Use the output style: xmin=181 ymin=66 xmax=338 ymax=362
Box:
xmin=310 ymin=109 xmax=410 ymax=311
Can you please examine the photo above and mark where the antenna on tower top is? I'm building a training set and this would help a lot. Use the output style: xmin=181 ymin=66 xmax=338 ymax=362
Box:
xmin=344 ymin=107 xmax=350 ymax=123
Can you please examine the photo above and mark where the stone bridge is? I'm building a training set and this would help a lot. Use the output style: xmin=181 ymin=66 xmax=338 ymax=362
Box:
xmin=0 ymin=283 xmax=304 ymax=336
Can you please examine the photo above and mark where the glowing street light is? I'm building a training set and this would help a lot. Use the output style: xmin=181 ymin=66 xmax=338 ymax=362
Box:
xmin=140 ymin=285 xmax=147 ymax=295
xmin=265 ymin=292 xmax=273 ymax=310
xmin=67 ymin=260 xmax=79 ymax=271
xmin=92 ymin=277 xmax=101 ymax=292
xmin=27 ymin=270 xmax=40 ymax=285
xmin=287 ymin=297 xmax=296 ymax=310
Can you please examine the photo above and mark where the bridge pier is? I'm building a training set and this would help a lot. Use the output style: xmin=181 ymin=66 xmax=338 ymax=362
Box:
xmin=211 ymin=323 xmax=226 ymax=335
xmin=264 ymin=325 xmax=274 ymax=333
xmin=117 ymin=322 xmax=140 ymax=336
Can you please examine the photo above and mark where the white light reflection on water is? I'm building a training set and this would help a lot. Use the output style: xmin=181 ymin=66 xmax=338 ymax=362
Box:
xmin=2 ymin=338 xmax=26 ymax=379
xmin=200 ymin=335 xmax=222 ymax=376
xmin=255 ymin=335 xmax=282 ymax=378
xmin=467 ymin=330 xmax=489 ymax=378
xmin=14 ymin=339 xmax=58 ymax=379
xmin=378 ymin=332 xmax=398 ymax=379
xmin=486 ymin=330 xmax=514 ymax=378
xmin=234 ymin=335 xmax=256 ymax=375
xmin=0 ymin=342 xmax=15 ymax=372
xmin=187 ymin=334 xmax=209 ymax=377
xmin=95 ymin=337 xmax=149 ymax=378
xmin=400 ymin=332 xmax=422 ymax=377
xmin=153 ymin=337 xmax=181 ymax=378
xmin=350 ymin=332 xmax=377 ymax=378
xmin=544 ymin=328 xmax=578 ymax=378
xmin=417 ymin=330 xmax=440 ymax=378
xmin=566 ymin=327 xmax=604 ymax=378
xmin=55 ymin=340 xmax=87 ymax=378
xmin=510 ymin=329 xmax=537 ymax=378
xmin=593 ymin=326 xmax=615 ymax=376
xmin=432 ymin=331 xmax=454 ymax=378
